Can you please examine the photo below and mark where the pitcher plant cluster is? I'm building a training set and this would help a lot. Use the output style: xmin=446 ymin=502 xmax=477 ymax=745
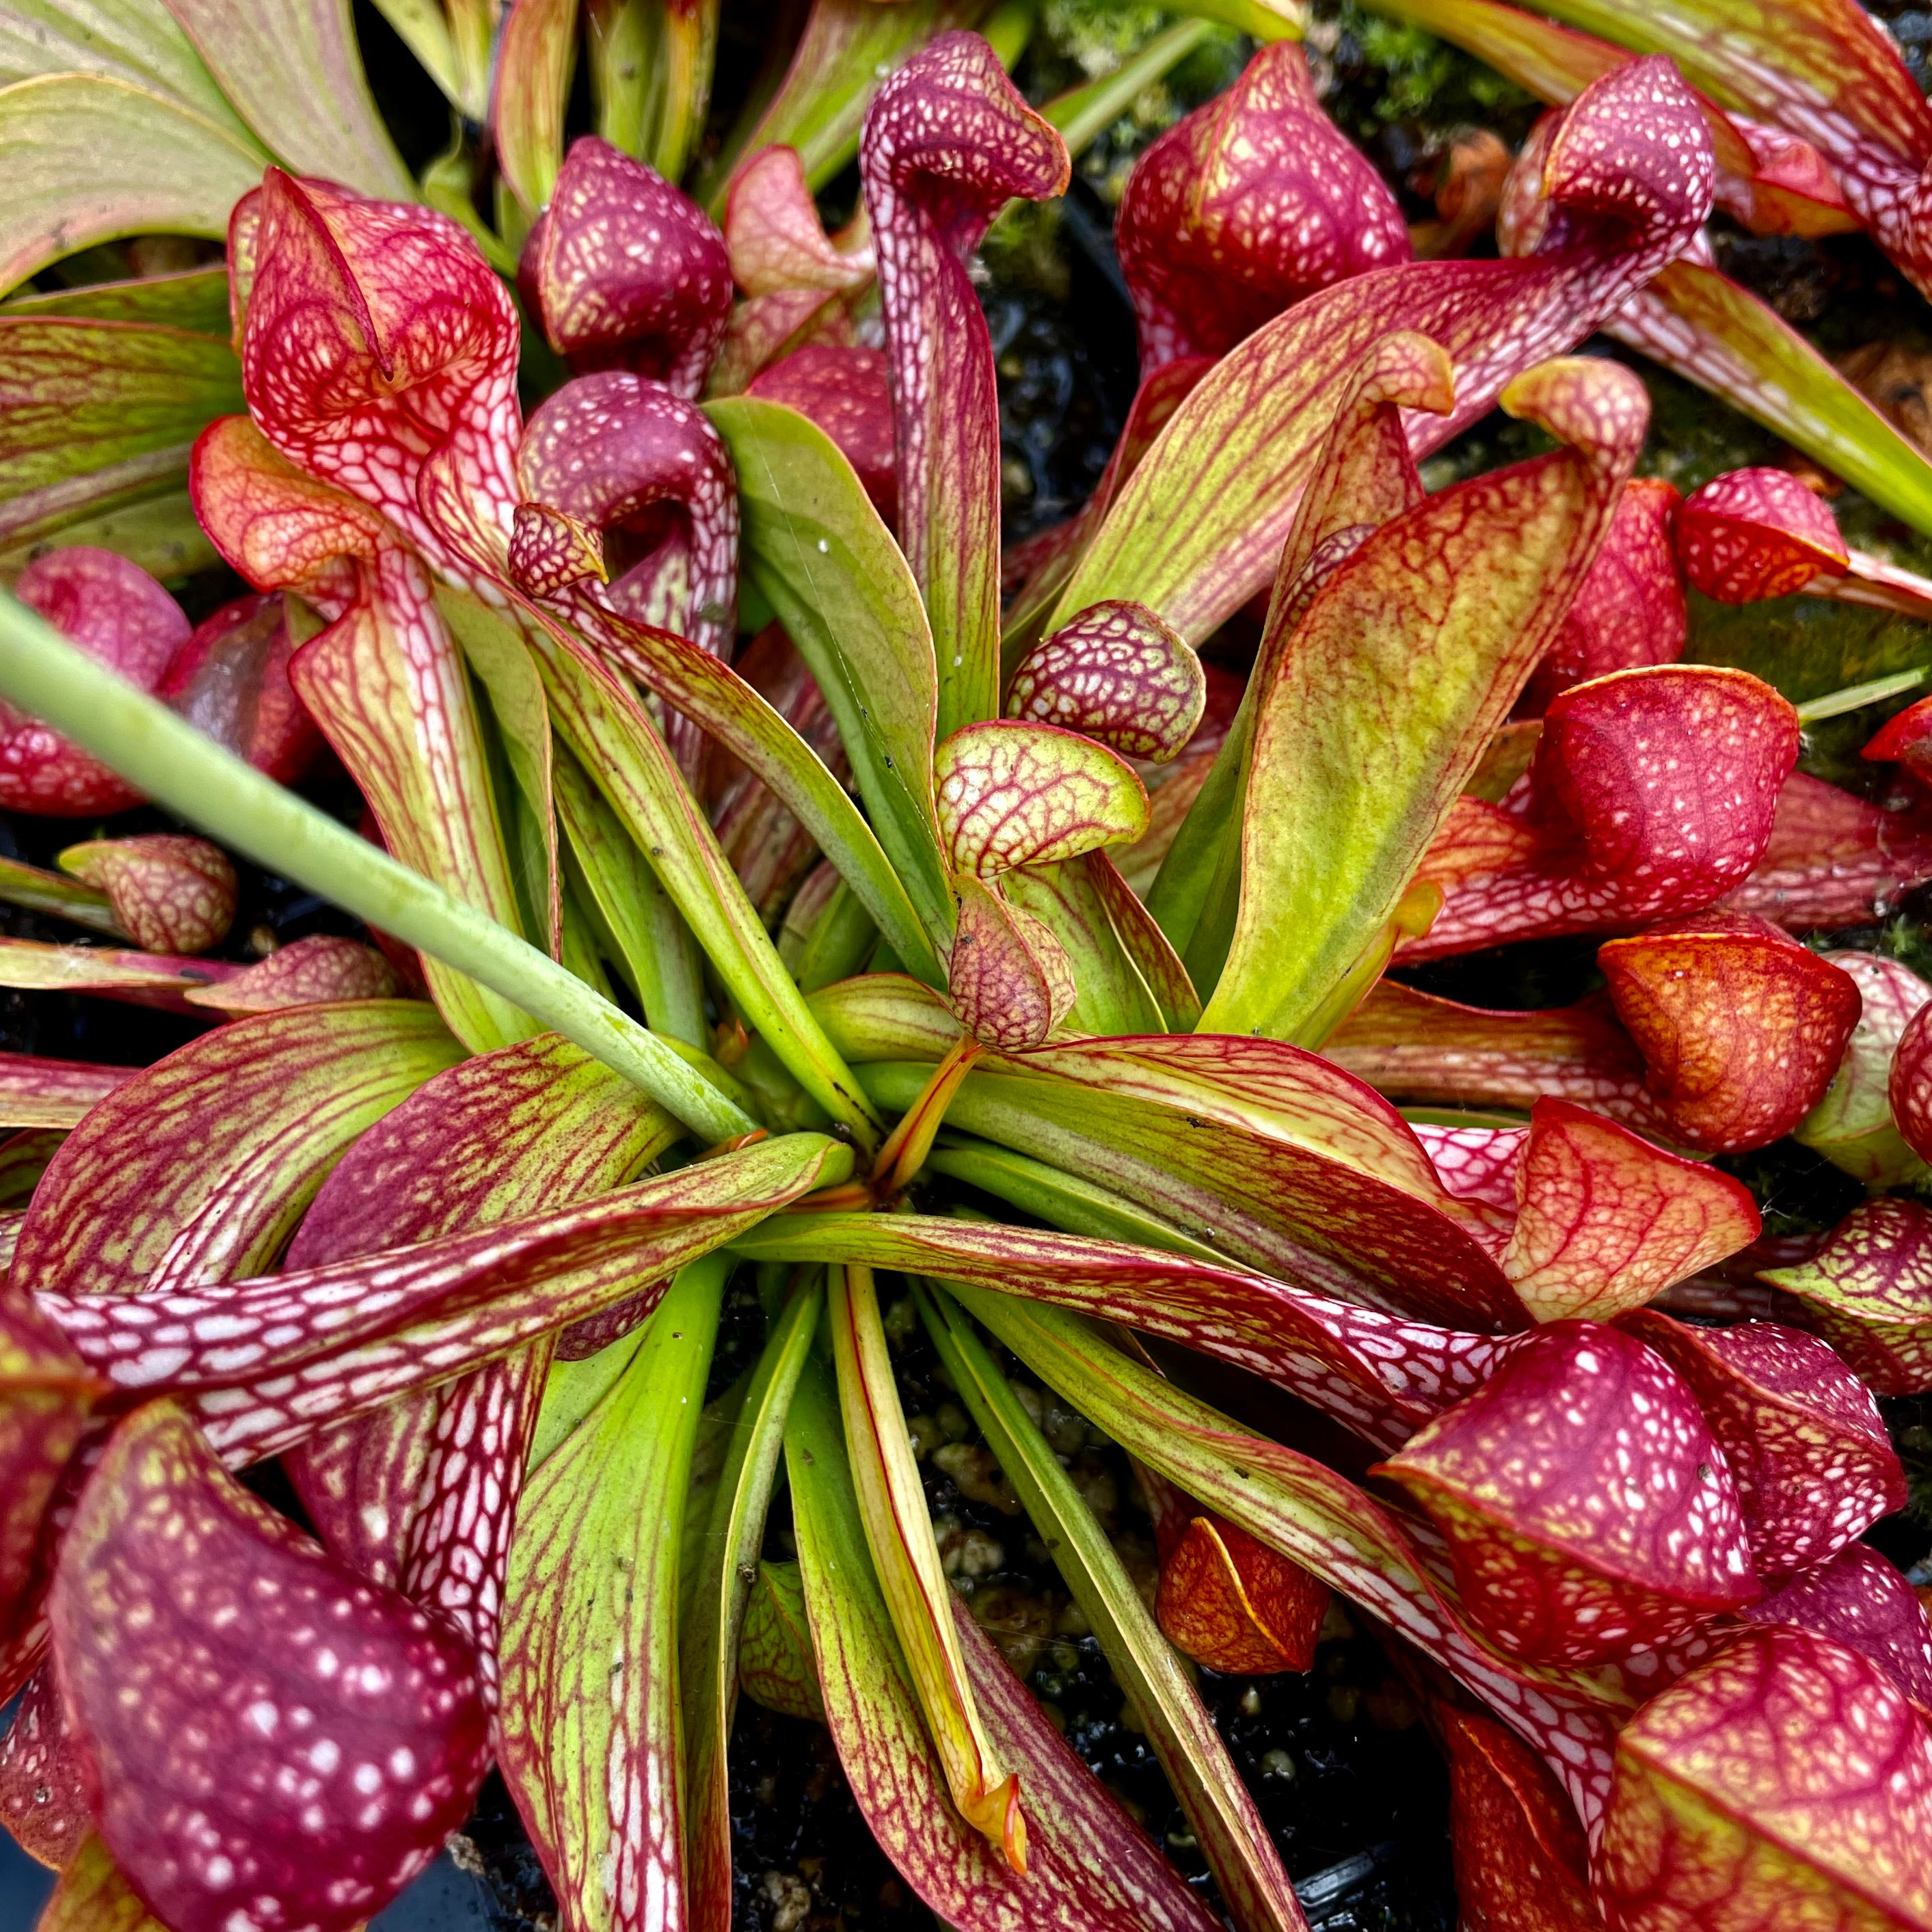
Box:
xmin=10 ymin=1 xmax=1932 ymax=1930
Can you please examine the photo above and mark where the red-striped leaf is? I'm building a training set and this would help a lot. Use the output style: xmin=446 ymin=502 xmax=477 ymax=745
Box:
xmin=159 ymin=0 xmax=413 ymax=200
xmin=56 ymin=837 xmax=235 ymax=957
xmin=42 ymin=1131 xmax=842 ymax=1403
xmin=1607 ymin=256 xmax=1932 ymax=544
xmin=832 ymin=1261 xmax=1023 ymax=1866
xmin=172 ymin=1132 xmax=852 ymax=1466
xmin=920 ymin=1287 xmax=1307 ymax=1932
xmin=0 ymin=1054 xmax=136 ymax=1131
xmin=1200 ymin=354 xmax=1647 ymax=1036
xmin=1596 ymin=912 xmax=1862 ymax=1152
xmin=1724 ymin=771 xmax=1932 ymax=930
xmin=492 ymin=0 xmax=575 ymax=216
xmin=1115 ymin=40 xmax=1408 ymax=370
xmin=1521 ymin=477 xmax=1685 ymax=715
xmin=1001 ymin=355 xmax=1210 ymax=647
xmin=51 ymin=1401 xmax=491 ymax=1932
xmin=935 ymin=721 xmax=1149 ymax=878
xmin=1596 ymin=1626 xmax=1932 ymax=1930
xmin=1408 ymin=667 xmax=1799 ymax=961
xmin=724 ymin=144 xmax=874 ymax=301
xmin=241 ymin=172 xmax=522 ymax=585
xmin=1 ymin=1287 xmax=100 ymax=1670
xmin=854 ymin=1052 xmax=1527 ymax=1326
xmin=192 ymin=415 xmax=534 ymax=1048
xmin=11 ymin=1001 xmax=461 ymax=1305
xmin=1892 ymin=998 xmax=1932 ymax=1168
xmin=0 ymin=939 xmax=246 ymax=1017
xmin=1375 ymin=1322 xmax=1758 ymax=1665
xmin=684 ymin=1277 xmax=825 ymax=1930
xmin=1520 ymin=0 xmax=1932 ymax=299
xmin=1050 ymin=57 xmax=1713 ymax=643
xmin=1618 ymin=1313 xmax=1903 ymax=1577
xmin=0 ymin=310 xmax=241 ymax=557
xmin=943 ymin=876 xmax=1077 ymax=1051
xmin=736 ymin=1560 xmax=823 ymax=1719
xmin=1144 ymin=327 xmax=1450 ymax=968
xmin=861 ymin=31 xmax=1069 ymax=737
xmin=1004 ymin=602 xmax=1205 ymax=764
xmin=520 ymin=136 xmax=732 ymax=397
xmin=283 ymin=1035 xmax=676 ymax=1676
xmin=1 ymin=548 xmax=187 ymax=816
xmin=785 ymin=1356 xmax=1222 ymax=1932
xmin=1760 ymin=1197 xmax=1932 ymax=1395
xmin=498 ymin=1256 xmax=725 ymax=1932
xmin=1326 ymin=978 xmax=1665 ymax=1133
xmin=727 ymin=1208 xmax=1512 ymax=1452
xmin=959 ymin=1291 xmax=1628 ymax=1835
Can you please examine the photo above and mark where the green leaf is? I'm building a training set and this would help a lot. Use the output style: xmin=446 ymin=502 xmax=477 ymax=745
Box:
xmin=499 ymin=1255 xmax=725 ymax=1932
xmin=0 ymin=0 xmax=255 ymax=135
xmin=1617 ymin=260 xmax=1932 ymax=539
xmin=830 ymin=1261 xmax=1023 ymax=1863
xmin=0 ymin=853 xmax=120 ymax=935
xmin=159 ymin=0 xmax=414 ymax=198
xmin=534 ymin=632 xmax=885 ymax=1149
xmin=0 ymin=266 xmax=231 ymax=333
xmin=494 ymin=0 xmax=576 ymax=214
xmin=553 ymin=746 xmax=709 ymax=1049
xmin=550 ymin=596 xmax=944 ymax=985
xmin=0 ymin=74 xmax=267 ymax=294
xmin=706 ymin=396 xmax=954 ymax=963
xmin=527 ymin=1326 xmax=653 ymax=1474
xmin=918 ymin=1285 xmax=1306 ymax=1932
xmin=0 ymin=318 xmax=242 ymax=548
xmin=1000 ymin=861 xmax=1164 ymax=1036
xmin=0 ymin=590 xmax=756 ymax=1140
xmin=0 ymin=489 xmax=219 ymax=582
xmin=784 ymin=1350 xmax=1222 ymax=1932
xmin=38 ymin=1837 xmax=171 ymax=1932
xmin=955 ymin=1289 xmax=1625 ymax=1823
xmin=441 ymin=585 xmax=561 ymax=955
xmin=366 ymin=0 xmax=475 ymax=117
xmin=682 ymin=1275 xmax=824 ymax=1932
xmin=923 ymin=1135 xmax=1238 ymax=1263
xmin=1039 ymin=21 xmax=1217 ymax=157
xmin=1517 ymin=0 xmax=1931 ymax=173
xmin=1200 ymin=358 xmax=1645 ymax=1037
xmin=696 ymin=0 xmax=993 ymax=211
xmin=291 ymin=591 xmax=537 ymax=1053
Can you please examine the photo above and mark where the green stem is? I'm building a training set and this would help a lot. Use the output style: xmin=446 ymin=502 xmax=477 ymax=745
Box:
xmin=1041 ymin=19 xmax=1214 ymax=157
xmin=0 ymin=591 xmax=754 ymax=1143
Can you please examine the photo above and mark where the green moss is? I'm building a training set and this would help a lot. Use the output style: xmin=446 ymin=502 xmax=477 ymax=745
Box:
xmin=1317 ymin=1 xmax=1539 ymax=149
